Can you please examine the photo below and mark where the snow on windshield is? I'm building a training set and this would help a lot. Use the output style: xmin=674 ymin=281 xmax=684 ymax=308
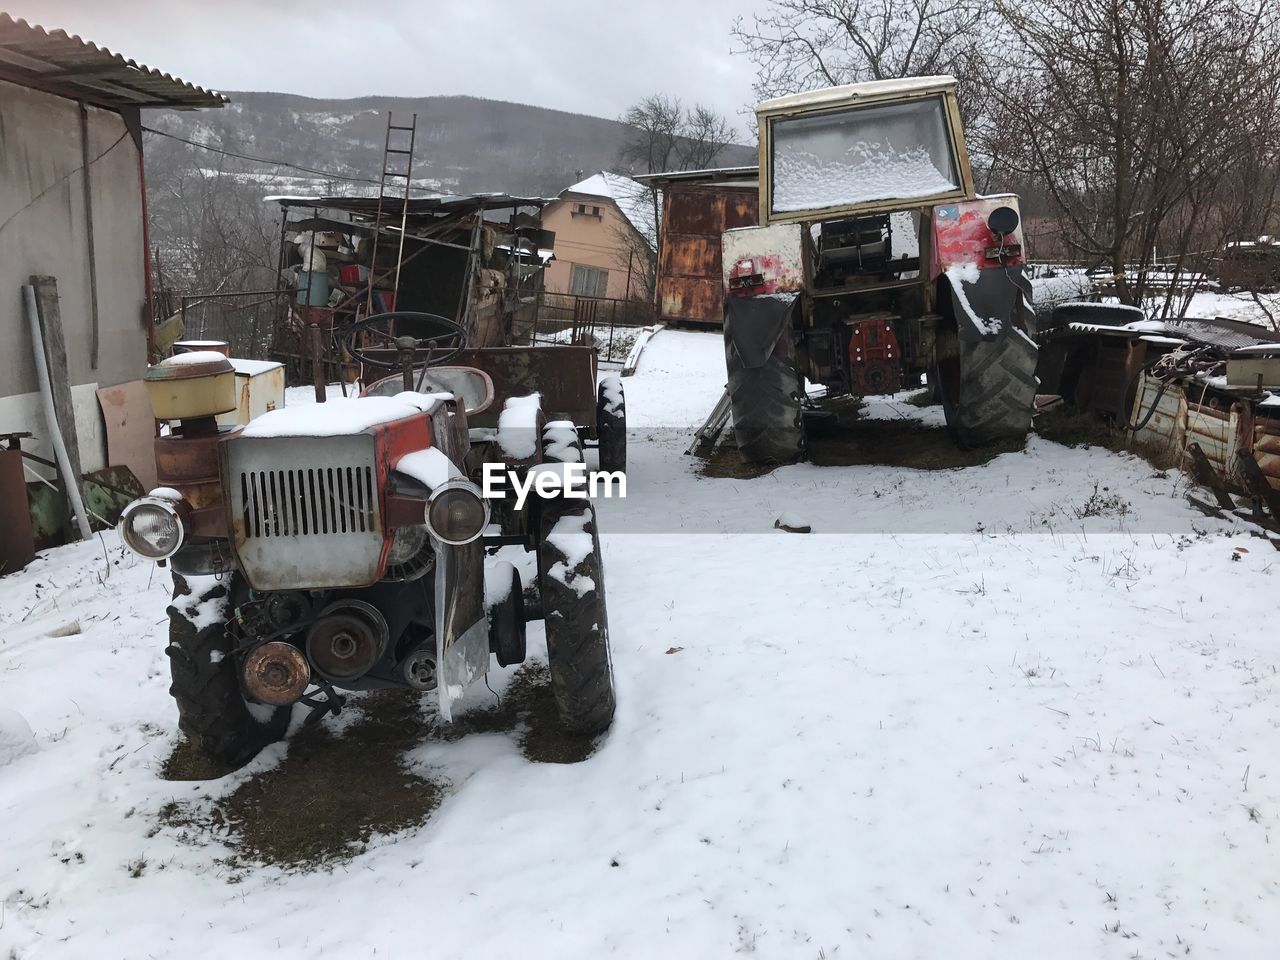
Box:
xmin=771 ymin=96 xmax=960 ymax=213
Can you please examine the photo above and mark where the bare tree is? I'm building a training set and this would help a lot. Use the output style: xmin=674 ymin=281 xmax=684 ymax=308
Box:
xmin=989 ymin=0 xmax=1280 ymax=315
xmin=145 ymin=135 xmax=282 ymax=355
xmin=732 ymin=1 xmax=999 ymax=108
xmin=619 ymin=96 xmax=736 ymax=174
xmin=679 ymin=105 xmax=737 ymax=169
xmin=730 ymin=0 xmax=1010 ymax=181
xmin=616 ymin=96 xmax=738 ymax=301
xmin=619 ymin=95 xmax=685 ymax=175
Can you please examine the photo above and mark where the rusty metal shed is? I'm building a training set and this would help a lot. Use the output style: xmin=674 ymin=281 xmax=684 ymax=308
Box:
xmin=637 ymin=167 xmax=759 ymax=328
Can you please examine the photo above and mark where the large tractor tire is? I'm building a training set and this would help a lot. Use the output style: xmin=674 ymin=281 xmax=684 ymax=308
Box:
xmin=725 ymin=314 xmax=805 ymax=464
xmin=935 ymin=320 xmax=1039 ymax=447
xmin=536 ymin=422 xmax=615 ymax=735
xmin=166 ymin=573 xmax=289 ymax=767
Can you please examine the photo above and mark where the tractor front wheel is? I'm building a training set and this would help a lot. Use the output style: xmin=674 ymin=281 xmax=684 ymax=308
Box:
xmin=166 ymin=572 xmax=290 ymax=767
xmin=535 ymin=422 xmax=615 ymax=735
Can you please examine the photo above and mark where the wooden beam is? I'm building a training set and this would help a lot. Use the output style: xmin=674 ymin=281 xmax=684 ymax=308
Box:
xmin=29 ymin=275 xmax=85 ymax=525
xmin=1186 ymin=442 xmax=1235 ymax=510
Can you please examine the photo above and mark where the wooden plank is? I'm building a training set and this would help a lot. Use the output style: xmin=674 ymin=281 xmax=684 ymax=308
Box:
xmin=1186 ymin=442 xmax=1235 ymax=510
xmin=29 ymin=276 xmax=84 ymax=495
xmin=96 ymin=381 xmax=157 ymax=491
xmin=1237 ymin=450 xmax=1280 ymax=522
xmin=79 ymin=103 xmax=101 ymax=369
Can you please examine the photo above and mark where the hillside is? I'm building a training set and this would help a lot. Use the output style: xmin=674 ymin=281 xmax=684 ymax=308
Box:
xmin=145 ymin=91 xmax=756 ymax=199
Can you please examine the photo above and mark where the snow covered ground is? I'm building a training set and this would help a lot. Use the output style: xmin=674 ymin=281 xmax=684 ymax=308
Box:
xmin=1183 ymin=290 xmax=1280 ymax=329
xmin=2 ymin=331 xmax=1278 ymax=959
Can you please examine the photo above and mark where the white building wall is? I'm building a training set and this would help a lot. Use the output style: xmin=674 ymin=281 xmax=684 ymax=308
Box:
xmin=0 ymin=78 xmax=147 ymax=473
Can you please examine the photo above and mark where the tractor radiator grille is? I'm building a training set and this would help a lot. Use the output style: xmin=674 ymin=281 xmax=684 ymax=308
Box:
xmin=239 ymin=465 xmax=376 ymax=539
xmin=224 ymin=434 xmax=385 ymax=590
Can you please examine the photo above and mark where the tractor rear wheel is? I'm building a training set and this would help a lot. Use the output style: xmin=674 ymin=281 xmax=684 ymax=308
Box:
xmin=536 ymin=422 xmax=615 ymax=735
xmin=166 ymin=572 xmax=290 ymax=767
xmin=935 ymin=320 xmax=1038 ymax=447
xmin=726 ymin=324 xmax=805 ymax=463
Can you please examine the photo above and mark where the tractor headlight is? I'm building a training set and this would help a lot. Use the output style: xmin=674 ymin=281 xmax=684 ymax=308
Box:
xmin=424 ymin=480 xmax=489 ymax=546
xmin=118 ymin=497 xmax=187 ymax=560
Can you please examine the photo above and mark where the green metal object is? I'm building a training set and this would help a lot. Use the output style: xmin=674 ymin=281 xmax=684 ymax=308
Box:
xmin=26 ymin=480 xmax=68 ymax=550
xmin=26 ymin=466 xmax=145 ymax=548
xmin=81 ymin=466 xmax=145 ymax=528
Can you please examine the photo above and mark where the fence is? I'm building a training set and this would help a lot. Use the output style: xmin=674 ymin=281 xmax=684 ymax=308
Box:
xmin=178 ymin=290 xmax=290 ymax=361
xmin=529 ymin=293 xmax=656 ymax=363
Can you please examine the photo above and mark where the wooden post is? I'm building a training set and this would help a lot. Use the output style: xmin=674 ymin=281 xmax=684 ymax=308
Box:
xmin=29 ymin=276 xmax=85 ymax=489
xmin=79 ymin=103 xmax=101 ymax=370
xmin=310 ymin=323 xmax=326 ymax=403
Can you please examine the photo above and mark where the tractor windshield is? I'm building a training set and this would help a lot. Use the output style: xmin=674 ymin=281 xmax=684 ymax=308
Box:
xmin=769 ymin=95 xmax=961 ymax=216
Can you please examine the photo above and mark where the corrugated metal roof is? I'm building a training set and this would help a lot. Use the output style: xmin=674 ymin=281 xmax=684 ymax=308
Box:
xmin=0 ymin=13 xmax=227 ymax=110
xmin=266 ymin=194 xmax=550 ymax=216
xmin=634 ymin=166 xmax=759 ymax=186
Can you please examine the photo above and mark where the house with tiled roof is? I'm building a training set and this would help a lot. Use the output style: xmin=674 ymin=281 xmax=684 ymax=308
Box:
xmin=541 ymin=171 xmax=655 ymax=301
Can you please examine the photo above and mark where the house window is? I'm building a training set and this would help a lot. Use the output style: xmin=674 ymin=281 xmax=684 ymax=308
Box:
xmin=572 ymin=203 xmax=602 ymax=218
xmin=570 ymin=264 xmax=609 ymax=298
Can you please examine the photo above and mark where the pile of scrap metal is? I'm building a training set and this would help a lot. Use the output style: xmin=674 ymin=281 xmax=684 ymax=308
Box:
xmin=266 ymin=194 xmax=555 ymax=371
xmin=1037 ymin=303 xmax=1280 ymax=533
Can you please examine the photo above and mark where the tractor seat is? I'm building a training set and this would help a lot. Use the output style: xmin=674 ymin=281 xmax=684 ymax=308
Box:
xmin=364 ymin=366 xmax=495 ymax=416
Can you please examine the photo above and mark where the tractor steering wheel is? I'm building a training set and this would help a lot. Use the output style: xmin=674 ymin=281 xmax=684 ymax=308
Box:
xmin=344 ymin=312 xmax=468 ymax=370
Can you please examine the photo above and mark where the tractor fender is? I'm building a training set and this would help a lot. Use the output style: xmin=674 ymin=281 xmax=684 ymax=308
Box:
xmin=723 ymin=294 xmax=797 ymax=370
xmin=944 ymin=266 xmax=1034 ymax=342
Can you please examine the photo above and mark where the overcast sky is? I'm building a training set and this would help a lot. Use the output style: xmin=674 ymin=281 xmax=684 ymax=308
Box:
xmin=10 ymin=0 xmax=761 ymax=134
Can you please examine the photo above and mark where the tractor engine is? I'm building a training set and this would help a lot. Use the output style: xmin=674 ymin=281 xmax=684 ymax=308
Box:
xmin=815 ymin=215 xmax=893 ymax=285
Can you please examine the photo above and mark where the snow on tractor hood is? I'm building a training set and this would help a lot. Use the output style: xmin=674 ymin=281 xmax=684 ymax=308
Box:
xmin=240 ymin=392 xmax=453 ymax=439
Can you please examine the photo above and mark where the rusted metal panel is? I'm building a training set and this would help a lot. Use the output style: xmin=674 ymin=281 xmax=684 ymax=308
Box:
xmin=666 ymin=190 xmax=724 ymax=236
xmin=660 ymin=280 xmax=722 ymax=325
xmin=1130 ymin=374 xmax=1186 ymax=463
xmin=155 ymin=428 xmax=238 ymax=537
xmin=725 ymin=194 xmax=759 ymax=230
xmin=0 ymin=448 xmax=36 ymax=576
xmin=1185 ymin=402 xmax=1235 ymax=476
xmin=1252 ymin=414 xmax=1280 ymax=491
xmin=664 ymin=237 xmax=719 ymax=277
xmin=657 ymin=183 xmax=759 ymax=327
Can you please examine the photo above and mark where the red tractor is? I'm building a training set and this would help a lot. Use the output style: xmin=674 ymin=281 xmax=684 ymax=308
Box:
xmin=722 ymin=76 xmax=1038 ymax=461
xmin=120 ymin=314 xmax=616 ymax=766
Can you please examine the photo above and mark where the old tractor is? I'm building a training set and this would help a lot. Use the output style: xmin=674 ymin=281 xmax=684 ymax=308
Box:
xmin=722 ymin=75 xmax=1038 ymax=461
xmin=119 ymin=314 xmax=616 ymax=766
